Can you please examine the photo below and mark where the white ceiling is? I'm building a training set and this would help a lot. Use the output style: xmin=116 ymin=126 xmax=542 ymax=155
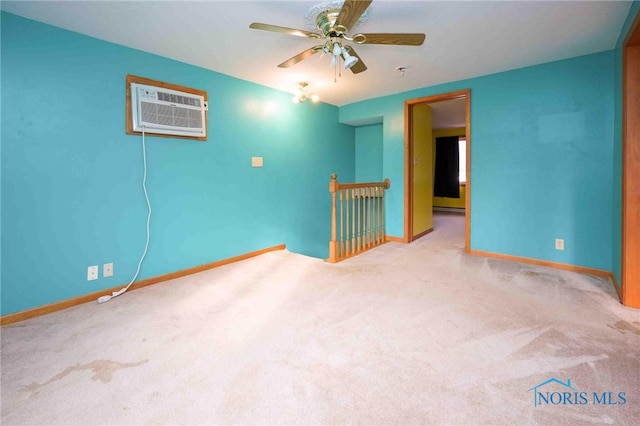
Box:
xmin=430 ymin=98 xmax=465 ymax=129
xmin=1 ymin=1 xmax=631 ymax=107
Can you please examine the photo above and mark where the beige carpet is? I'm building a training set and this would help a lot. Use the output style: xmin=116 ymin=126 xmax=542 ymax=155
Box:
xmin=1 ymin=214 xmax=639 ymax=425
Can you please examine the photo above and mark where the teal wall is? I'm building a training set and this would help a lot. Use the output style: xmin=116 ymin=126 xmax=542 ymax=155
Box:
xmin=0 ymin=13 xmax=355 ymax=315
xmin=612 ymin=1 xmax=640 ymax=286
xmin=355 ymin=124 xmax=383 ymax=182
xmin=341 ymin=51 xmax=615 ymax=271
xmin=342 ymin=100 xmax=406 ymax=238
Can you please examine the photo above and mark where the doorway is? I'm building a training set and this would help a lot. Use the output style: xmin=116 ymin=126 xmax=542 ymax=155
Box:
xmin=404 ymin=90 xmax=471 ymax=250
xmin=622 ymin=12 xmax=640 ymax=308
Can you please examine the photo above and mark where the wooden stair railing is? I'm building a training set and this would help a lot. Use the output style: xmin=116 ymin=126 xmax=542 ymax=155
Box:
xmin=328 ymin=173 xmax=391 ymax=263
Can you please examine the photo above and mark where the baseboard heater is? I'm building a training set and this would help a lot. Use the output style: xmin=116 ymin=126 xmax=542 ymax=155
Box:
xmin=433 ymin=207 xmax=465 ymax=214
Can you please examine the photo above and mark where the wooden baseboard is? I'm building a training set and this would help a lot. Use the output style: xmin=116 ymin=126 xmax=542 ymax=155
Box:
xmin=412 ymin=228 xmax=434 ymax=241
xmin=1 ymin=244 xmax=286 ymax=326
xmin=611 ymin=273 xmax=623 ymax=303
xmin=468 ymin=249 xmax=613 ymax=278
xmin=385 ymin=235 xmax=405 ymax=243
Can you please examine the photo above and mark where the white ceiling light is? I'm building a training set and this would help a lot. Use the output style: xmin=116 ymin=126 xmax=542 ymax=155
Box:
xmin=332 ymin=42 xmax=342 ymax=56
xmin=292 ymin=82 xmax=319 ymax=103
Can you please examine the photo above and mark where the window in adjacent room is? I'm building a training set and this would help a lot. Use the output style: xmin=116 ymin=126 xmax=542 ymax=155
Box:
xmin=458 ymin=138 xmax=467 ymax=184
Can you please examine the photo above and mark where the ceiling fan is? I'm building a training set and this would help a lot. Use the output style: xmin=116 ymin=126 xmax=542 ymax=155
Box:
xmin=249 ymin=0 xmax=425 ymax=75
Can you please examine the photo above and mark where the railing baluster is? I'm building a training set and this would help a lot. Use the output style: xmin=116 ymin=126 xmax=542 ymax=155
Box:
xmin=376 ymin=186 xmax=380 ymax=244
xmin=366 ymin=187 xmax=370 ymax=248
xmin=360 ymin=189 xmax=364 ymax=250
xmin=363 ymin=188 xmax=367 ymax=249
xmin=345 ymin=188 xmax=350 ymax=255
xmin=378 ymin=186 xmax=382 ymax=243
xmin=377 ymin=187 xmax=380 ymax=243
xmin=327 ymin=174 xmax=391 ymax=262
xmin=373 ymin=187 xmax=377 ymax=245
xmin=351 ymin=188 xmax=356 ymax=254
xmin=370 ymin=188 xmax=374 ymax=247
xmin=370 ymin=187 xmax=374 ymax=246
xmin=339 ymin=189 xmax=344 ymax=257
xmin=357 ymin=188 xmax=361 ymax=252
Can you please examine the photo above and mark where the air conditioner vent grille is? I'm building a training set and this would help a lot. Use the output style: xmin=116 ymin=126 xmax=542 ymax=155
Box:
xmin=141 ymin=102 xmax=203 ymax=129
xmin=157 ymin=91 xmax=202 ymax=107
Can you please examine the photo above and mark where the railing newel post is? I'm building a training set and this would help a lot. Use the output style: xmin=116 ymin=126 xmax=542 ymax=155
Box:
xmin=329 ymin=173 xmax=338 ymax=262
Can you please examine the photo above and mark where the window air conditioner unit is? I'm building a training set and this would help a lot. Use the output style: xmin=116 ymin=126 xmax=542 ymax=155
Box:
xmin=130 ymin=82 xmax=207 ymax=138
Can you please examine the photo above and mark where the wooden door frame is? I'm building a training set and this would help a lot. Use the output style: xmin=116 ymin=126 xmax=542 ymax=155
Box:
xmin=622 ymin=11 xmax=640 ymax=308
xmin=404 ymin=89 xmax=471 ymax=250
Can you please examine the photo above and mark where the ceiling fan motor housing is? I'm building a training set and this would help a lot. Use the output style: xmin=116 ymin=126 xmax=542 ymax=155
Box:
xmin=316 ymin=9 xmax=342 ymax=36
xmin=316 ymin=8 xmax=369 ymax=44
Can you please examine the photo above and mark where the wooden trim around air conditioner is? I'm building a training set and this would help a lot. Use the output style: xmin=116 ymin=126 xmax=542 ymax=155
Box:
xmin=125 ymin=74 xmax=208 ymax=141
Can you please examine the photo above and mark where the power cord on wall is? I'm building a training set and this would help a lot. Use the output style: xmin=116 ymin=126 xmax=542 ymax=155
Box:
xmin=98 ymin=127 xmax=151 ymax=304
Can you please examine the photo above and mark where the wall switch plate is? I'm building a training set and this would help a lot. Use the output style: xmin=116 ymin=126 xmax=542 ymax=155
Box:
xmin=103 ymin=263 xmax=113 ymax=278
xmin=251 ymin=156 xmax=263 ymax=167
xmin=555 ymin=239 xmax=565 ymax=251
xmin=87 ymin=265 xmax=99 ymax=281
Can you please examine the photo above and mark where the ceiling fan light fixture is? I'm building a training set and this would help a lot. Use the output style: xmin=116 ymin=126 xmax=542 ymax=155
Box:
xmin=342 ymin=48 xmax=359 ymax=69
xmin=293 ymin=82 xmax=318 ymax=104
xmin=332 ymin=42 xmax=342 ymax=56
xmin=344 ymin=55 xmax=359 ymax=69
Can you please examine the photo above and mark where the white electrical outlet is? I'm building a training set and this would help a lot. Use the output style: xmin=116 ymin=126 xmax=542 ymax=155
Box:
xmin=103 ymin=263 xmax=113 ymax=278
xmin=555 ymin=239 xmax=565 ymax=251
xmin=251 ymin=156 xmax=263 ymax=167
xmin=87 ymin=265 xmax=99 ymax=281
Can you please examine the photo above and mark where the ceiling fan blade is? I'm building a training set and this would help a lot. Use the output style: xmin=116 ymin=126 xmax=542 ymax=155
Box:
xmin=278 ymin=46 xmax=324 ymax=68
xmin=335 ymin=0 xmax=372 ymax=32
xmin=358 ymin=33 xmax=426 ymax=46
xmin=343 ymin=46 xmax=367 ymax=74
xmin=249 ymin=22 xmax=322 ymax=39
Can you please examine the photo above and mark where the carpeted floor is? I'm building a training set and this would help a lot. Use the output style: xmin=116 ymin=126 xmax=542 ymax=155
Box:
xmin=1 ymin=214 xmax=639 ymax=425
